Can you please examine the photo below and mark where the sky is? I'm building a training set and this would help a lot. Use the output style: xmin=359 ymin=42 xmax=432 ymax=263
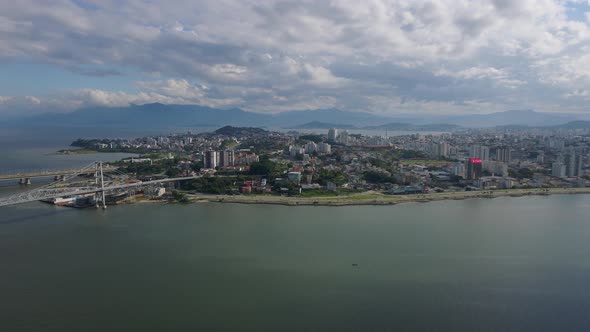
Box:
xmin=1 ymin=0 xmax=590 ymax=117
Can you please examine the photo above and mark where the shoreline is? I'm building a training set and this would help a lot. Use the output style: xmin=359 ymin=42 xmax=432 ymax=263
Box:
xmin=141 ymin=187 xmax=590 ymax=207
xmin=53 ymin=149 xmax=97 ymax=155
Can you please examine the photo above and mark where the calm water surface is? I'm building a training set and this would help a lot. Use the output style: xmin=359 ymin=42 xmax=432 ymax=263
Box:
xmin=0 ymin=127 xmax=144 ymax=174
xmin=1 ymin=195 xmax=590 ymax=331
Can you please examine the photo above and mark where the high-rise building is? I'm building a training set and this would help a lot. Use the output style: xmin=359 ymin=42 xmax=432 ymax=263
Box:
xmin=317 ymin=142 xmax=331 ymax=154
xmin=338 ymin=130 xmax=349 ymax=145
xmin=438 ymin=142 xmax=449 ymax=158
xmin=289 ymin=146 xmax=305 ymax=158
xmin=219 ymin=150 xmax=235 ymax=167
xmin=305 ymin=141 xmax=318 ymax=154
xmin=565 ymin=148 xmax=582 ymax=177
xmin=552 ymin=162 xmax=566 ymax=178
xmin=495 ymin=147 xmax=511 ymax=163
xmin=470 ymin=145 xmax=490 ymax=160
xmin=466 ymin=158 xmax=483 ymax=180
xmin=204 ymin=150 xmax=218 ymax=169
xmin=548 ymin=139 xmax=565 ymax=149
xmin=450 ymin=162 xmax=465 ymax=178
xmin=328 ymin=128 xmax=338 ymax=142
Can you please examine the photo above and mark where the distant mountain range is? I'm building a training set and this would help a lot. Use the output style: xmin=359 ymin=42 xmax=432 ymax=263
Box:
xmin=4 ymin=103 xmax=589 ymax=129
xmin=362 ymin=123 xmax=460 ymax=131
xmin=290 ymin=121 xmax=460 ymax=131
xmin=285 ymin=121 xmax=357 ymax=129
xmin=434 ymin=110 xmax=580 ymax=127
xmin=549 ymin=120 xmax=590 ymax=129
xmin=6 ymin=103 xmax=394 ymax=128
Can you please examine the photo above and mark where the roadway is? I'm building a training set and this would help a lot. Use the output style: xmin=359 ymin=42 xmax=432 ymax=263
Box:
xmin=0 ymin=175 xmax=201 ymax=207
xmin=0 ymin=166 xmax=118 ymax=181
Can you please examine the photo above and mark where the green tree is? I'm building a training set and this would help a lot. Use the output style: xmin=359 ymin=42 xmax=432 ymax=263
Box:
xmin=191 ymin=161 xmax=204 ymax=172
xmin=317 ymin=169 xmax=347 ymax=186
xmin=363 ymin=171 xmax=396 ymax=184
xmin=184 ymin=177 xmax=237 ymax=194
xmin=171 ymin=190 xmax=189 ymax=203
xmin=509 ymin=168 xmax=534 ymax=179
xmin=248 ymin=156 xmax=285 ymax=178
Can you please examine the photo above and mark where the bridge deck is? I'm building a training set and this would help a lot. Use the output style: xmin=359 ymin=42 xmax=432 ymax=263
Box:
xmin=0 ymin=176 xmax=200 ymax=207
xmin=0 ymin=167 xmax=118 ymax=181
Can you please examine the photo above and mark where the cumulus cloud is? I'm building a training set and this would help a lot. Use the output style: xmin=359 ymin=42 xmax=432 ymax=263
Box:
xmin=436 ymin=66 xmax=526 ymax=88
xmin=1 ymin=0 xmax=590 ymax=116
xmin=0 ymin=79 xmax=249 ymax=116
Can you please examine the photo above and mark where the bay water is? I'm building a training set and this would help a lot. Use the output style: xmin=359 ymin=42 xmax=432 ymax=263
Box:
xmin=1 ymin=195 xmax=590 ymax=331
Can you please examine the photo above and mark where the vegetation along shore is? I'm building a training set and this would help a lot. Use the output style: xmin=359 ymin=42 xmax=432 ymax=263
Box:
xmin=153 ymin=187 xmax=590 ymax=207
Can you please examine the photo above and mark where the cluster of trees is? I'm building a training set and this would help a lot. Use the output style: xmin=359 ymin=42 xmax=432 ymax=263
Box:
xmin=71 ymin=138 xmax=110 ymax=148
xmin=316 ymin=169 xmax=347 ymax=186
xmin=183 ymin=177 xmax=238 ymax=194
xmin=118 ymin=158 xmax=183 ymax=177
xmin=238 ymin=139 xmax=285 ymax=154
xmin=119 ymin=162 xmax=165 ymax=176
xmin=183 ymin=175 xmax=268 ymax=194
xmin=171 ymin=190 xmax=189 ymax=203
xmin=363 ymin=170 xmax=397 ymax=184
xmin=376 ymin=149 xmax=427 ymax=163
xmin=398 ymin=150 xmax=427 ymax=159
xmin=219 ymin=139 xmax=238 ymax=150
xmin=367 ymin=157 xmax=390 ymax=170
xmin=248 ymin=156 xmax=286 ymax=178
xmin=509 ymin=168 xmax=535 ymax=179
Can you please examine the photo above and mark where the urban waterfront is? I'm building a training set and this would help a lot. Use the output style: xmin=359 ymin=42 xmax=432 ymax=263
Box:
xmin=2 ymin=195 xmax=590 ymax=331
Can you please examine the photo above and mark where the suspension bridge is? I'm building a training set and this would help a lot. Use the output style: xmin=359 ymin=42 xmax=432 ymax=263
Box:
xmin=0 ymin=165 xmax=118 ymax=181
xmin=0 ymin=161 xmax=200 ymax=208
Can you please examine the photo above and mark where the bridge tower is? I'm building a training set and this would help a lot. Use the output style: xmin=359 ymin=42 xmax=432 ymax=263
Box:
xmin=95 ymin=161 xmax=107 ymax=210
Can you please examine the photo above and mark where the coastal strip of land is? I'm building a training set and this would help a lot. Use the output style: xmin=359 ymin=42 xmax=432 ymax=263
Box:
xmin=54 ymin=149 xmax=98 ymax=155
xmin=153 ymin=187 xmax=590 ymax=207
